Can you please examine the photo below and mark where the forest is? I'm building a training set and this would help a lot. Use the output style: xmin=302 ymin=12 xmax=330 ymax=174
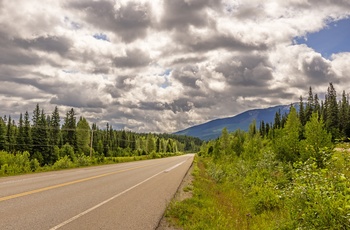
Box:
xmin=0 ymin=104 xmax=202 ymax=175
xmin=167 ymin=83 xmax=350 ymax=229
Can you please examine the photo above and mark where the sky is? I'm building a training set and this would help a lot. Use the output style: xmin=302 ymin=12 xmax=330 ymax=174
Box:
xmin=295 ymin=18 xmax=350 ymax=58
xmin=0 ymin=0 xmax=350 ymax=133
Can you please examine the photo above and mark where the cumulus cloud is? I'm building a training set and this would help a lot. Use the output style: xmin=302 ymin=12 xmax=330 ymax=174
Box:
xmin=0 ymin=0 xmax=349 ymax=133
xmin=68 ymin=0 xmax=153 ymax=43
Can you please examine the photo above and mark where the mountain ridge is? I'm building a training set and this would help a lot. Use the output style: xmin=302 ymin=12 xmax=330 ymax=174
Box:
xmin=174 ymin=104 xmax=296 ymax=140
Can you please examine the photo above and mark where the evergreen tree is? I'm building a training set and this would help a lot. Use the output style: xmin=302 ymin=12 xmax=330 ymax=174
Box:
xmin=6 ymin=116 xmax=16 ymax=152
xmin=103 ymin=123 xmax=110 ymax=156
xmin=0 ymin=117 xmax=6 ymax=150
xmin=156 ymin=137 xmax=161 ymax=152
xmin=32 ymin=104 xmax=41 ymax=157
xmin=39 ymin=109 xmax=50 ymax=164
xmin=259 ymin=120 xmax=266 ymax=137
xmin=273 ymin=110 xmax=281 ymax=129
xmin=305 ymin=86 xmax=314 ymax=122
xmin=314 ymin=94 xmax=321 ymax=117
xmin=62 ymin=108 xmax=77 ymax=150
xmin=23 ymin=111 xmax=32 ymax=153
xmin=50 ymin=106 xmax=61 ymax=147
xmin=129 ymin=133 xmax=136 ymax=151
xmin=339 ymin=90 xmax=349 ymax=138
xmin=120 ymin=130 xmax=128 ymax=149
xmin=299 ymin=96 xmax=306 ymax=126
xmin=17 ymin=113 xmax=25 ymax=152
xmin=325 ymin=83 xmax=339 ymax=139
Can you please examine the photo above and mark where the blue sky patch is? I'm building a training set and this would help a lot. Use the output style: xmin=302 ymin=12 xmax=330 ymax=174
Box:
xmin=93 ymin=33 xmax=110 ymax=42
xmin=160 ymin=69 xmax=172 ymax=76
xmin=295 ymin=18 xmax=350 ymax=58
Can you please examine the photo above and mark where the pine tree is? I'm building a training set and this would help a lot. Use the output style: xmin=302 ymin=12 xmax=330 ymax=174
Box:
xmin=299 ymin=96 xmax=306 ymax=126
xmin=273 ymin=110 xmax=281 ymax=129
xmin=103 ymin=123 xmax=110 ymax=156
xmin=305 ymin=86 xmax=314 ymax=122
xmin=39 ymin=109 xmax=50 ymax=164
xmin=339 ymin=90 xmax=349 ymax=138
xmin=7 ymin=116 xmax=16 ymax=152
xmin=23 ymin=111 xmax=32 ymax=153
xmin=62 ymin=108 xmax=77 ymax=150
xmin=17 ymin=113 xmax=25 ymax=152
xmin=259 ymin=120 xmax=266 ymax=137
xmin=32 ymin=104 xmax=43 ymax=162
xmin=325 ymin=83 xmax=339 ymax=139
xmin=0 ymin=117 xmax=6 ymax=150
xmin=314 ymin=94 xmax=321 ymax=117
xmin=120 ymin=130 xmax=128 ymax=149
xmin=50 ymin=106 xmax=61 ymax=147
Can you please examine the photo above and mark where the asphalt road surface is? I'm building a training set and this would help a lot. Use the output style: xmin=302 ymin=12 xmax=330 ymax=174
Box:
xmin=0 ymin=154 xmax=194 ymax=230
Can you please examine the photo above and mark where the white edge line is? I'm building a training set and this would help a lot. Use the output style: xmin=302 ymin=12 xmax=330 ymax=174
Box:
xmin=50 ymin=169 xmax=165 ymax=230
xmin=163 ymin=160 xmax=186 ymax=173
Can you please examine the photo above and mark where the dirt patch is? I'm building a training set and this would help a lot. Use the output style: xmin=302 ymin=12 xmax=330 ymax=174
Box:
xmin=156 ymin=162 xmax=194 ymax=230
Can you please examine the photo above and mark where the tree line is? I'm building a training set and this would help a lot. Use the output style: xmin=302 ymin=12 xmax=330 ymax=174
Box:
xmin=0 ymin=104 xmax=202 ymax=166
xmin=259 ymin=82 xmax=350 ymax=141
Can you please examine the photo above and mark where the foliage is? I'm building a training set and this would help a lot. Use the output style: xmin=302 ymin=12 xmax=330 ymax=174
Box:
xmin=166 ymin=84 xmax=350 ymax=229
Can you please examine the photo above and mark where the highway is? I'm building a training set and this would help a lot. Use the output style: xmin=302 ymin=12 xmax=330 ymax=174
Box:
xmin=0 ymin=154 xmax=194 ymax=230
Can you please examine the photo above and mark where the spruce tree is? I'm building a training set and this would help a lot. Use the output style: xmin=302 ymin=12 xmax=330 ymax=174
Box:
xmin=325 ymin=83 xmax=339 ymax=139
xmin=62 ymin=108 xmax=77 ymax=150
xmin=305 ymin=86 xmax=314 ymax=122
xmin=299 ymin=96 xmax=306 ymax=126
xmin=17 ymin=113 xmax=25 ymax=152
xmin=39 ymin=109 xmax=50 ymax=164
xmin=273 ymin=110 xmax=281 ymax=129
xmin=7 ymin=116 xmax=16 ymax=152
xmin=339 ymin=90 xmax=349 ymax=138
xmin=120 ymin=130 xmax=128 ymax=149
xmin=0 ymin=117 xmax=6 ymax=150
xmin=50 ymin=106 xmax=61 ymax=147
xmin=314 ymin=94 xmax=321 ymax=117
xmin=32 ymin=104 xmax=43 ymax=162
xmin=23 ymin=111 xmax=32 ymax=153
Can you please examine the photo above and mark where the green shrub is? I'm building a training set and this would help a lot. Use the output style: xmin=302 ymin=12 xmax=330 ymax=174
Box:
xmin=75 ymin=154 xmax=91 ymax=167
xmin=53 ymin=156 xmax=74 ymax=169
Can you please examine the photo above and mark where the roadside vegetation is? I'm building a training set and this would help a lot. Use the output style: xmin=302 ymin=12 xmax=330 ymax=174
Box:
xmin=166 ymin=83 xmax=350 ymax=229
xmin=0 ymin=105 xmax=202 ymax=177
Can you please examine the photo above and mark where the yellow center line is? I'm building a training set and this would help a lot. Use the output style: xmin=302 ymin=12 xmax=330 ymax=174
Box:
xmin=0 ymin=164 xmax=149 ymax=202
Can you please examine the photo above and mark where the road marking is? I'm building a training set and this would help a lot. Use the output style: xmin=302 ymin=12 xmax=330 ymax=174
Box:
xmin=49 ymin=169 xmax=166 ymax=230
xmin=164 ymin=160 xmax=186 ymax=173
xmin=0 ymin=165 xmax=148 ymax=202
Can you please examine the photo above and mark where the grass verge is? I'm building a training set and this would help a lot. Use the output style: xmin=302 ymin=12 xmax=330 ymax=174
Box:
xmin=165 ymin=156 xmax=251 ymax=230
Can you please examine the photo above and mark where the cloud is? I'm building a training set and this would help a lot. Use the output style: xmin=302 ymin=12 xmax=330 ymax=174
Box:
xmin=68 ymin=0 xmax=152 ymax=43
xmin=0 ymin=0 xmax=349 ymax=133
xmin=14 ymin=35 xmax=72 ymax=56
xmin=114 ymin=48 xmax=151 ymax=68
xmin=160 ymin=0 xmax=220 ymax=30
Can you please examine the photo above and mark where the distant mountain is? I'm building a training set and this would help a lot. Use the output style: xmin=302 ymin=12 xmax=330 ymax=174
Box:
xmin=174 ymin=104 xmax=296 ymax=141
